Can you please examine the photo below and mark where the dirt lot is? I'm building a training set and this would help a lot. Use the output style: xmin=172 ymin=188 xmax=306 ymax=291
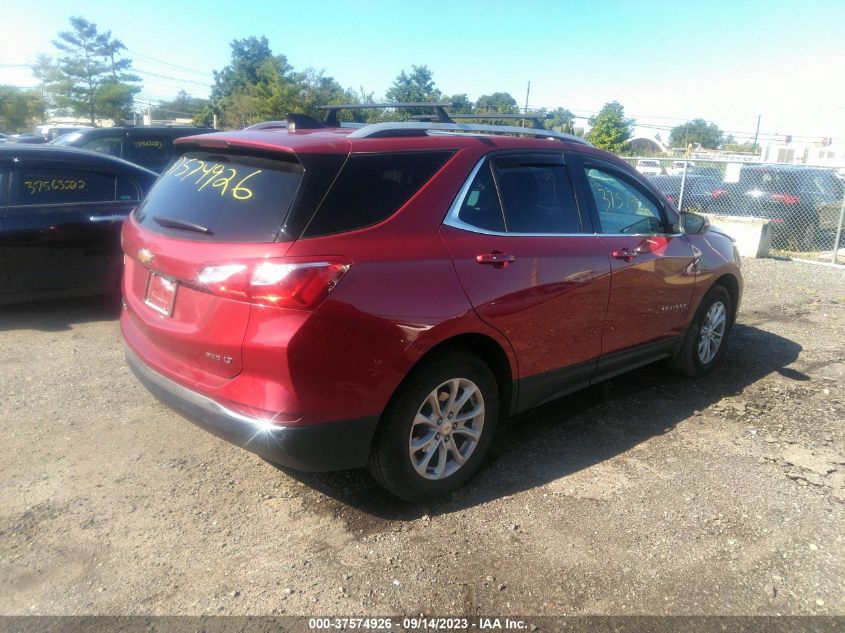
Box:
xmin=1 ymin=257 xmax=844 ymax=616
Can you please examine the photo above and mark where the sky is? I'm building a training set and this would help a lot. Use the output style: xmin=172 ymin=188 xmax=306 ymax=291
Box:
xmin=2 ymin=0 xmax=844 ymax=143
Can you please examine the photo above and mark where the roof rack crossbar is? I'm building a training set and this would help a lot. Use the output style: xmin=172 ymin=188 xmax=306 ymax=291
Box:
xmin=347 ymin=121 xmax=590 ymax=145
xmin=319 ymin=102 xmax=456 ymax=126
xmin=448 ymin=112 xmax=552 ymax=130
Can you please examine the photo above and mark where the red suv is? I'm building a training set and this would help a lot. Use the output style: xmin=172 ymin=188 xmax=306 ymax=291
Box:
xmin=121 ymin=109 xmax=742 ymax=501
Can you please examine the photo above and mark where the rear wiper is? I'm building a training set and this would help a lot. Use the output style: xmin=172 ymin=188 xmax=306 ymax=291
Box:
xmin=153 ymin=215 xmax=214 ymax=235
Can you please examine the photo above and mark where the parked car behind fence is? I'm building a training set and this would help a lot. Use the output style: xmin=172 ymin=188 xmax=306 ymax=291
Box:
xmin=625 ymin=157 xmax=845 ymax=260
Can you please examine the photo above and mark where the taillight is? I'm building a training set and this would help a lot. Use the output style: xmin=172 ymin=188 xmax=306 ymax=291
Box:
xmin=195 ymin=259 xmax=350 ymax=309
xmin=769 ymin=193 xmax=800 ymax=205
xmin=666 ymin=194 xmax=676 ymax=204
xmin=712 ymin=188 xmax=727 ymax=199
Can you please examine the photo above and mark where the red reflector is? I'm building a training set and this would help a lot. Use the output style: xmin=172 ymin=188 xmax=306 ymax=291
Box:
xmin=769 ymin=193 xmax=799 ymax=205
xmin=712 ymin=188 xmax=726 ymax=198
xmin=666 ymin=194 xmax=676 ymax=204
xmin=195 ymin=259 xmax=349 ymax=309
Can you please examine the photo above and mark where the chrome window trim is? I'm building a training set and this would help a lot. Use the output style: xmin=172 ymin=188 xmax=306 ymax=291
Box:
xmin=443 ymin=155 xmax=684 ymax=239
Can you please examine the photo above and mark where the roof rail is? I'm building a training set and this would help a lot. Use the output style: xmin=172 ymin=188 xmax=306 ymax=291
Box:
xmin=347 ymin=121 xmax=591 ymax=145
xmin=318 ymin=102 xmax=456 ymax=126
xmin=411 ymin=112 xmax=552 ymax=130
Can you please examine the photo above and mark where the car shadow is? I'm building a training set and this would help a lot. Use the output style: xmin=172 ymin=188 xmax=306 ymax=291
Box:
xmin=278 ymin=323 xmax=804 ymax=521
xmin=0 ymin=295 xmax=121 ymax=332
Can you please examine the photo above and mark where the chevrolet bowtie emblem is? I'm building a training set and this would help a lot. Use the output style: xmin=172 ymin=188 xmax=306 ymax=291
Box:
xmin=138 ymin=249 xmax=154 ymax=265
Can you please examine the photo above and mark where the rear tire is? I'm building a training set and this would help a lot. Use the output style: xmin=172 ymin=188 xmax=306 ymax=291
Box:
xmin=368 ymin=350 xmax=499 ymax=502
xmin=669 ymin=285 xmax=733 ymax=378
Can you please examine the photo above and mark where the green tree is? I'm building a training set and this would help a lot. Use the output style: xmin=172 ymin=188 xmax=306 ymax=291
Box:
xmin=0 ymin=85 xmax=39 ymax=132
xmin=98 ymin=37 xmax=141 ymax=122
xmin=52 ymin=16 xmax=139 ymax=124
xmin=211 ymin=36 xmax=292 ymax=100
xmin=547 ymin=106 xmax=575 ymax=133
xmin=31 ymin=54 xmax=58 ymax=124
xmin=210 ymin=36 xmax=301 ymax=128
xmin=586 ymin=101 xmax=634 ymax=153
xmin=293 ymin=69 xmax=357 ymax=119
xmin=385 ymin=65 xmax=442 ymax=103
xmin=448 ymin=94 xmax=473 ymax=115
xmin=668 ymin=118 xmax=723 ymax=149
xmin=152 ymin=90 xmax=209 ymax=120
xmin=384 ymin=65 xmax=442 ymax=119
xmin=475 ymin=92 xmax=518 ymax=114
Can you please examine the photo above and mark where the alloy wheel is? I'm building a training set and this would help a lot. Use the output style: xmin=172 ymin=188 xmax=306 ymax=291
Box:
xmin=698 ymin=300 xmax=727 ymax=364
xmin=408 ymin=378 xmax=485 ymax=480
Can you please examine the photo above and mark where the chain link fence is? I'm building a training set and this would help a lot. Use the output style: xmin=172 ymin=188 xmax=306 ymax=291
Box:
xmin=622 ymin=157 xmax=845 ymax=264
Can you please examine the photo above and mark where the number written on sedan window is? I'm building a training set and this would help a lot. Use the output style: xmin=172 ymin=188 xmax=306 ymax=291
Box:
xmin=24 ymin=178 xmax=87 ymax=194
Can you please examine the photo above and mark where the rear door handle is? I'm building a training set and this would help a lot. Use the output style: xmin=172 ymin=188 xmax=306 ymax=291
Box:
xmin=476 ymin=252 xmax=515 ymax=268
xmin=612 ymin=248 xmax=639 ymax=262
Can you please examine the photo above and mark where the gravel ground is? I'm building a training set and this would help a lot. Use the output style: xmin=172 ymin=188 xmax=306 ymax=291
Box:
xmin=1 ymin=257 xmax=844 ymax=616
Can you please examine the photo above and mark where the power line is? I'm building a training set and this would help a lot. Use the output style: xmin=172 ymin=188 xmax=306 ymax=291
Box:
xmin=126 ymin=49 xmax=213 ymax=78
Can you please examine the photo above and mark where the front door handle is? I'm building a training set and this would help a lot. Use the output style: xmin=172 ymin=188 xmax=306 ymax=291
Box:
xmin=476 ymin=252 xmax=515 ymax=268
xmin=612 ymin=248 xmax=639 ymax=262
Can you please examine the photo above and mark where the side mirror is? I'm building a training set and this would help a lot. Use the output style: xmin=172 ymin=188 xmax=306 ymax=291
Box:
xmin=680 ymin=211 xmax=709 ymax=235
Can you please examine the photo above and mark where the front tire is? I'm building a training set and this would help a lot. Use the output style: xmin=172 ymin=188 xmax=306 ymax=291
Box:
xmin=368 ymin=350 xmax=499 ymax=502
xmin=670 ymin=285 xmax=733 ymax=377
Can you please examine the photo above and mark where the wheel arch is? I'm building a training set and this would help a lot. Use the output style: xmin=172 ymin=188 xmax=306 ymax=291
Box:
xmin=712 ymin=273 xmax=740 ymax=326
xmin=381 ymin=332 xmax=516 ymax=435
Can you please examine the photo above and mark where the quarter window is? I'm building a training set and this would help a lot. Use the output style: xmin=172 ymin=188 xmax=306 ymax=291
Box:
xmin=583 ymin=167 xmax=665 ymax=234
xmin=304 ymin=151 xmax=453 ymax=238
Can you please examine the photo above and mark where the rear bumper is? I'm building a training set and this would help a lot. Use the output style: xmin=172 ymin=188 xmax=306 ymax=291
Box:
xmin=125 ymin=346 xmax=379 ymax=472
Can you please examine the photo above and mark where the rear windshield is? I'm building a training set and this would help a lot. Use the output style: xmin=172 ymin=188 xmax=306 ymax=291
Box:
xmin=135 ymin=152 xmax=303 ymax=242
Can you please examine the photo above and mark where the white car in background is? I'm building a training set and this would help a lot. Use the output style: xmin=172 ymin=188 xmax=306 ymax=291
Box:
xmin=667 ymin=160 xmax=696 ymax=176
xmin=635 ymin=159 xmax=663 ymax=176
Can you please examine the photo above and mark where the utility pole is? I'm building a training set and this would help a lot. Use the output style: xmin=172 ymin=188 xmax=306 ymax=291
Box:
xmin=524 ymin=81 xmax=531 ymax=114
xmin=753 ymin=114 xmax=761 ymax=153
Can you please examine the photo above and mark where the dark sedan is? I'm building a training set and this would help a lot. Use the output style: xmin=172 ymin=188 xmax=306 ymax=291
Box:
xmin=710 ymin=165 xmax=844 ymax=249
xmin=649 ymin=174 xmax=726 ymax=212
xmin=52 ymin=125 xmax=215 ymax=173
xmin=0 ymin=145 xmax=158 ymax=304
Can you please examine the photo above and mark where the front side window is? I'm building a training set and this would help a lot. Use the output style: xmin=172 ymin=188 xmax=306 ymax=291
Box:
xmin=10 ymin=168 xmax=116 ymax=205
xmin=583 ymin=166 xmax=665 ymax=234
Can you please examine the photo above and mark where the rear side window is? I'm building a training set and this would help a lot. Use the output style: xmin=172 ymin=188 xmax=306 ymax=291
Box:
xmin=11 ymin=168 xmax=116 ymax=205
xmin=493 ymin=161 xmax=582 ymax=233
xmin=458 ymin=163 xmax=506 ymax=232
xmin=124 ymin=135 xmax=170 ymax=165
xmin=135 ymin=152 xmax=303 ymax=242
xmin=303 ymin=151 xmax=453 ymax=238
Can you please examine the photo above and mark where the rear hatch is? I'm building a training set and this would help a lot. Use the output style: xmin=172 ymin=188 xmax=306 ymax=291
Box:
xmin=122 ymin=149 xmax=307 ymax=381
